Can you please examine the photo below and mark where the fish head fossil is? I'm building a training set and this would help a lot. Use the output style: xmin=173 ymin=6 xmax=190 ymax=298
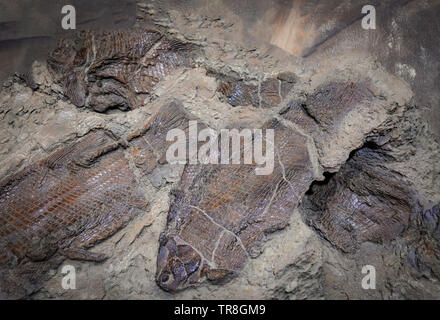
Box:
xmin=48 ymin=33 xmax=90 ymax=74
xmin=156 ymin=235 xmax=202 ymax=292
xmin=48 ymin=39 xmax=78 ymax=68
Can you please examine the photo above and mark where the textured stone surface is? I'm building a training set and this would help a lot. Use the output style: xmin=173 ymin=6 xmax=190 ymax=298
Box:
xmin=0 ymin=0 xmax=439 ymax=300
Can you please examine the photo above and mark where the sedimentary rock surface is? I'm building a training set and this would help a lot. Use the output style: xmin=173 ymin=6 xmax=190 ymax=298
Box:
xmin=1 ymin=0 xmax=439 ymax=301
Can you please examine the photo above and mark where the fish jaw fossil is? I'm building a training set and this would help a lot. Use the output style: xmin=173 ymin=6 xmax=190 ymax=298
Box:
xmin=156 ymin=235 xmax=204 ymax=292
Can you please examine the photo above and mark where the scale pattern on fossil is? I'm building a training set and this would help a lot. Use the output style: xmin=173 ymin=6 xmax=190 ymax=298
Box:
xmin=127 ymin=100 xmax=202 ymax=176
xmin=155 ymin=117 xmax=315 ymax=291
xmin=218 ymin=72 xmax=296 ymax=108
xmin=410 ymin=203 xmax=440 ymax=280
xmin=0 ymin=131 xmax=148 ymax=299
xmin=305 ymin=81 xmax=374 ymax=126
xmin=47 ymin=28 xmax=199 ymax=112
xmin=282 ymin=80 xmax=375 ymax=133
xmin=302 ymin=147 xmax=420 ymax=253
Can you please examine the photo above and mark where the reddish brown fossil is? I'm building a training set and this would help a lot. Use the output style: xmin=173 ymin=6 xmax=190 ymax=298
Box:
xmin=48 ymin=28 xmax=199 ymax=112
xmin=127 ymin=100 xmax=201 ymax=175
xmin=0 ymin=131 xmax=148 ymax=298
xmin=218 ymin=72 xmax=295 ymax=108
xmin=0 ymin=100 xmax=198 ymax=299
xmin=303 ymin=159 xmax=416 ymax=253
xmin=155 ymin=117 xmax=315 ymax=291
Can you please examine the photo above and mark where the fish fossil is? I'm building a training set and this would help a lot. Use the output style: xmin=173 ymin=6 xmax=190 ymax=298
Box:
xmin=0 ymin=130 xmax=147 ymax=298
xmin=0 ymin=99 xmax=198 ymax=299
xmin=217 ymin=72 xmax=296 ymax=108
xmin=47 ymin=28 xmax=199 ymax=112
xmin=302 ymin=147 xmax=419 ymax=253
xmin=0 ymin=80 xmax=397 ymax=297
xmin=155 ymin=116 xmax=315 ymax=291
xmin=154 ymin=79 xmax=394 ymax=292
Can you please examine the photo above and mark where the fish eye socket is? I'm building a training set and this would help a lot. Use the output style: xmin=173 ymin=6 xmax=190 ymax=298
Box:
xmin=160 ymin=273 xmax=170 ymax=283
